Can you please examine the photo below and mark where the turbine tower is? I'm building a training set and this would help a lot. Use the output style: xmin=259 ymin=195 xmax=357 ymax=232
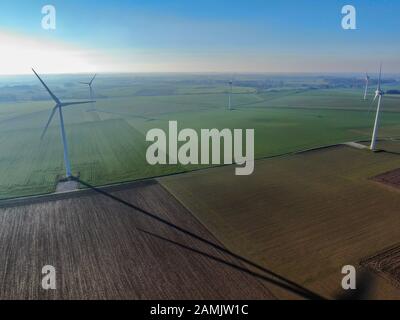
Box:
xmin=33 ymin=69 xmax=94 ymax=179
xmin=228 ymin=79 xmax=233 ymax=110
xmin=364 ymin=73 xmax=370 ymax=100
xmin=370 ymin=64 xmax=385 ymax=151
xmin=80 ymin=74 xmax=97 ymax=111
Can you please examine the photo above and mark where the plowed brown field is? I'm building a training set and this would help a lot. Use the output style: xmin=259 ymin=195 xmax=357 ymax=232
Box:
xmin=0 ymin=180 xmax=275 ymax=300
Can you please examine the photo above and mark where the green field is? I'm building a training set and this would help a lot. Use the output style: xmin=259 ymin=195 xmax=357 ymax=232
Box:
xmin=1 ymin=74 xmax=400 ymax=199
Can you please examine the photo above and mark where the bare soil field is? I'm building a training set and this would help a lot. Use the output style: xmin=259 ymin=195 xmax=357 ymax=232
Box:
xmin=373 ymin=168 xmax=400 ymax=190
xmin=0 ymin=180 xmax=275 ymax=300
xmin=361 ymin=244 xmax=400 ymax=290
xmin=159 ymin=143 xmax=400 ymax=299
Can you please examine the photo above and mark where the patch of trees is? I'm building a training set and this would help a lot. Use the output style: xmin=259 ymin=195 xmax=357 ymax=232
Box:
xmin=386 ymin=90 xmax=400 ymax=95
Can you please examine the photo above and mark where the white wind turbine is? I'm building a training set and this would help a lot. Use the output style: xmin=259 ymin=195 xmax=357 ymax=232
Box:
xmin=33 ymin=69 xmax=95 ymax=179
xmin=370 ymin=64 xmax=385 ymax=151
xmin=80 ymin=74 xmax=97 ymax=111
xmin=228 ymin=79 xmax=233 ymax=110
xmin=364 ymin=73 xmax=370 ymax=100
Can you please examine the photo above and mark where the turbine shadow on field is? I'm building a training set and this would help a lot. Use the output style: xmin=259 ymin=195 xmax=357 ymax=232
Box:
xmin=74 ymin=177 xmax=325 ymax=300
xmin=141 ymin=222 xmax=376 ymax=301
xmin=139 ymin=229 xmax=320 ymax=300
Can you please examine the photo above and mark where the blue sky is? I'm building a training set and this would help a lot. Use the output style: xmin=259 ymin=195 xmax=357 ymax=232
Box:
xmin=0 ymin=0 xmax=399 ymax=74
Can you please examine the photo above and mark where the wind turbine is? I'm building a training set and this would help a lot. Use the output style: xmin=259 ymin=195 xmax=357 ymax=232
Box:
xmin=80 ymin=74 xmax=97 ymax=111
xmin=228 ymin=79 xmax=233 ymax=110
xmin=364 ymin=73 xmax=370 ymax=100
xmin=370 ymin=64 xmax=385 ymax=151
xmin=32 ymin=68 xmax=94 ymax=179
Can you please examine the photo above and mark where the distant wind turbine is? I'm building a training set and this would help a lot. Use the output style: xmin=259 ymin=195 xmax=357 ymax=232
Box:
xmin=364 ymin=73 xmax=370 ymax=100
xmin=80 ymin=74 xmax=97 ymax=111
xmin=370 ymin=64 xmax=385 ymax=151
xmin=33 ymin=68 xmax=95 ymax=179
xmin=228 ymin=79 xmax=233 ymax=110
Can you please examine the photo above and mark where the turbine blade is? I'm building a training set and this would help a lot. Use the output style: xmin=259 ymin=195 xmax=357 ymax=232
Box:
xmin=89 ymin=74 xmax=97 ymax=85
xmin=32 ymin=69 xmax=61 ymax=105
xmin=41 ymin=106 xmax=58 ymax=139
xmin=61 ymin=101 xmax=95 ymax=107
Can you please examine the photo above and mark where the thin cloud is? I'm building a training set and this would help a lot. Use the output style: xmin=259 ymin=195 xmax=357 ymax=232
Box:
xmin=0 ymin=30 xmax=100 ymax=75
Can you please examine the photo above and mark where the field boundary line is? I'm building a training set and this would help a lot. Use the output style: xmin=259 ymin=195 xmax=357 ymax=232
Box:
xmin=1 ymin=137 xmax=398 ymax=206
xmin=0 ymin=179 xmax=157 ymax=208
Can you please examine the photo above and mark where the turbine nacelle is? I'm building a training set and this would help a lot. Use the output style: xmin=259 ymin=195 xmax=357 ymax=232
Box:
xmin=374 ymin=89 xmax=384 ymax=100
xmin=80 ymin=74 xmax=97 ymax=88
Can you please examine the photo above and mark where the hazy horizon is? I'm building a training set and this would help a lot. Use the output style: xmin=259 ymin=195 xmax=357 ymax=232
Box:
xmin=1 ymin=71 xmax=399 ymax=78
